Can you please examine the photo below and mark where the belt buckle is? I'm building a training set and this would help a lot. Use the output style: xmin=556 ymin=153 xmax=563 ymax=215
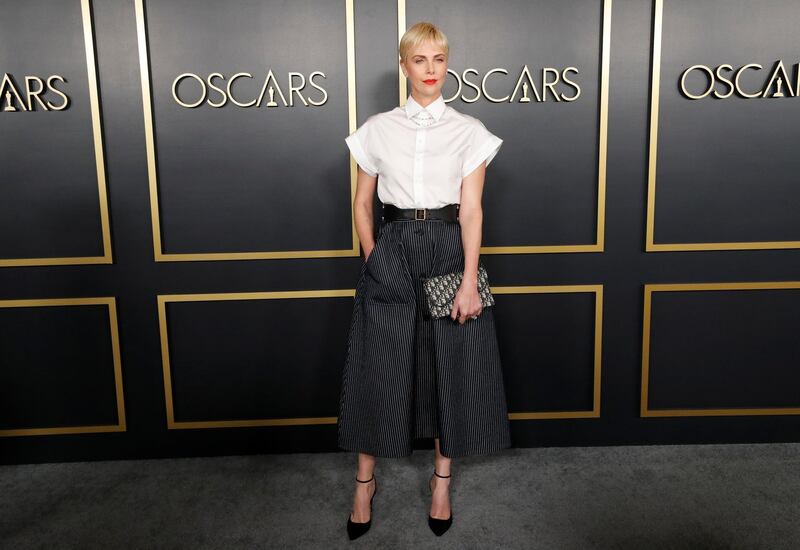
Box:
xmin=415 ymin=208 xmax=427 ymax=220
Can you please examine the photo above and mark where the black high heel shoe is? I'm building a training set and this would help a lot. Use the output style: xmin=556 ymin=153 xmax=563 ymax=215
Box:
xmin=428 ymin=470 xmax=453 ymax=536
xmin=346 ymin=474 xmax=377 ymax=540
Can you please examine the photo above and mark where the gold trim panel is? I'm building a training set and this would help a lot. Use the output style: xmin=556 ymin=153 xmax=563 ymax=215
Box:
xmin=1 ymin=0 xmax=113 ymax=268
xmin=496 ymin=285 xmax=604 ymax=420
xmin=134 ymin=0 xmax=361 ymax=262
xmin=645 ymin=0 xmax=800 ymax=251
xmin=158 ymin=289 xmax=354 ymax=429
xmin=0 ymin=297 xmax=126 ymax=437
xmin=398 ymin=0 xmax=612 ymax=254
xmin=158 ymin=285 xmax=603 ymax=429
xmin=641 ymin=281 xmax=800 ymax=416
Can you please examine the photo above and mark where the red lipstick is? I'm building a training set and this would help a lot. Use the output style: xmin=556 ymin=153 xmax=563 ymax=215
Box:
xmin=423 ymin=79 xmax=437 ymax=85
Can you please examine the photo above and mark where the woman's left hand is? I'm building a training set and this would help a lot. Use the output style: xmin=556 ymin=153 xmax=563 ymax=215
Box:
xmin=450 ymin=283 xmax=482 ymax=325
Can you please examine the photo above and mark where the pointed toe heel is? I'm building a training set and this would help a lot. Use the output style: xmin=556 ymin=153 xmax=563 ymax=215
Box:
xmin=346 ymin=474 xmax=377 ymax=541
xmin=427 ymin=470 xmax=453 ymax=536
xmin=427 ymin=514 xmax=453 ymax=537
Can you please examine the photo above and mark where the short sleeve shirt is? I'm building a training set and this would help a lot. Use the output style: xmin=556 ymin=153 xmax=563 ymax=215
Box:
xmin=345 ymin=93 xmax=503 ymax=209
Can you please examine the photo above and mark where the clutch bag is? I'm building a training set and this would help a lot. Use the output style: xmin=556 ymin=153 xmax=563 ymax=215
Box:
xmin=421 ymin=263 xmax=495 ymax=319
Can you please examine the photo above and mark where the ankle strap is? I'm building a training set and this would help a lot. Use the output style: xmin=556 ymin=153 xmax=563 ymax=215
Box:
xmin=433 ymin=470 xmax=451 ymax=478
xmin=355 ymin=474 xmax=374 ymax=483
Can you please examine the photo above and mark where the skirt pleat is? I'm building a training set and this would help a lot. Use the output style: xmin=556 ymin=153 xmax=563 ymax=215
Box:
xmin=337 ymin=216 xmax=512 ymax=458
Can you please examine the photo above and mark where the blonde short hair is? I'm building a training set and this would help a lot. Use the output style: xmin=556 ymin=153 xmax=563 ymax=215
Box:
xmin=398 ymin=22 xmax=449 ymax=62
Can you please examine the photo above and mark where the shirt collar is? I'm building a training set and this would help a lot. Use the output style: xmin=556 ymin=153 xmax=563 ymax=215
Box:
xmin=404 ymin=93 xmax=446 ymax=122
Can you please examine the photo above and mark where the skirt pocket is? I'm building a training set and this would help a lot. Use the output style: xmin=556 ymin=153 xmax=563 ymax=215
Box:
xmin=360 ymin=300 xmax=416 ymax=389
xmin=364 ymin=226 xmax=385 ymax=272
xmin=364 ymin=226 xmax=415 ymax=305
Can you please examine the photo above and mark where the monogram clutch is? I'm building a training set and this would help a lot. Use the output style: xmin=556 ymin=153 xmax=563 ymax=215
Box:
xmin=421 ymin=263 xmax=495 ymax=319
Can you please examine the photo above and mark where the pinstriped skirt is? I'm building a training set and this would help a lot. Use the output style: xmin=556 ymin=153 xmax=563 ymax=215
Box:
xmin=337 ymin=213 xmax=512 ymax=458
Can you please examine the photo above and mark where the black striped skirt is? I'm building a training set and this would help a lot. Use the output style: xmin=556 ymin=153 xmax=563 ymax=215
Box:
xmin=337 ymin=213 xmax=512 ymax=458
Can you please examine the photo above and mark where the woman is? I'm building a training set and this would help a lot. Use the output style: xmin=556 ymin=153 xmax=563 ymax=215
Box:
xmin=338 ymin=21 xmax=511 ymax=540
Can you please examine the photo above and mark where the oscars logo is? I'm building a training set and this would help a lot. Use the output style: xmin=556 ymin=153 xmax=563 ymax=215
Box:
xmin=679 ymin=60 xmax=799 ymax=100
xmin=171 ymin=70 xmax=328 ymax=108
xmin=0 ymin=74 xmax=70 ymax=112
xmin=443 ymin=66 xmax=582 ymax=104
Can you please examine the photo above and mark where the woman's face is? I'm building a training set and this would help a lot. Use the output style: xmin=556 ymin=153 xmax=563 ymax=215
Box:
xmin=400 ymin=40 xmax=447 ymax=101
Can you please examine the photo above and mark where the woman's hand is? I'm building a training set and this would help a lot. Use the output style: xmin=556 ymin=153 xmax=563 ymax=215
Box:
xmin=450 ymin=282 xmax=482 ymax=324
xmin=363 ymin=244 xmax=375 ymax=263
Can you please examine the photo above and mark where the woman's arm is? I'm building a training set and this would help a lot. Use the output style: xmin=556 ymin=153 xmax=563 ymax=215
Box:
xmin=352 ymin=165 xmax=379 ymax=260
xmin=451 ymin=160 xmax=487 ymax=324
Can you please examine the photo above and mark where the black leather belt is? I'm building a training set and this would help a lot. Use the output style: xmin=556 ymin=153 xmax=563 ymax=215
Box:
xmin=381 ymin=203 xmax=459 ymax=223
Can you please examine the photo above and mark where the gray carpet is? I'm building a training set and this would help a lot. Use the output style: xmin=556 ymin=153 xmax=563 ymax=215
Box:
xmin=1 ymin=443 xmax=798 ymax=549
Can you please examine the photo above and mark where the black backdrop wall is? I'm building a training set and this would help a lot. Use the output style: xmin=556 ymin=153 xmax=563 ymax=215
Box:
xmin=1 ymin=0 xmax=798 ymax=465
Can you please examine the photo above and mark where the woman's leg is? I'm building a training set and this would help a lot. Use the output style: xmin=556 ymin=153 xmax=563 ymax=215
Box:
xmin=350 ymin=452 xmax=377 ymax=522
xmin=430 ymin=438 xmax=452 ymax=519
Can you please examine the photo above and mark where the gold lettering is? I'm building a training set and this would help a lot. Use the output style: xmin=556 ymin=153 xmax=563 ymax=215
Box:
xmin=458 ymin=68 xmax=479 ymax=103
xmin=307 ymin=71 xmax=328 ymax=106
xmin=1 ymin=73 xmax=27 ymax=111
xmin=734 ymin=63 xmax=762 ymax=98
xmin=680 ymin=64 xmax=714 ymax=99
xmin=796 ymin=63 xmax=800 ymax=97
xmin=25 ymin=76 xmax=48 ymax=110
xmin=172 ymin=73 xmax=206 ymax=108
xmin=510 ymin=65 xmax=541 ymax=102
xmin=227 ymin=72 xmax=256 ymax=107
xmin=256 ymin=69 xmax=288 ymax=107
xmin=287 ymin=72 xmax=308 ymax=107
xmin=46 ymin=75 xmax=69 ymax=110
xmin=482 ymin=68 xmax=509 ymax=103
xmin=561 ymin=67 xmax=581 ymax=101
xmin=761 ymin=60 xmax=794 ymax=98
xmin=713 ymin=64 xmax=734 ymax=99
xmin=206 ymin=72 xmax=227 ymax=107
xmin=541 ymin=67 xmax=561 ymax=102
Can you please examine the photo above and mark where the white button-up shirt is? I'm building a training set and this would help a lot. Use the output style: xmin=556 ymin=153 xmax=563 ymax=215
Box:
xmin=345 ymin=93 xmax=503 ymax=209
